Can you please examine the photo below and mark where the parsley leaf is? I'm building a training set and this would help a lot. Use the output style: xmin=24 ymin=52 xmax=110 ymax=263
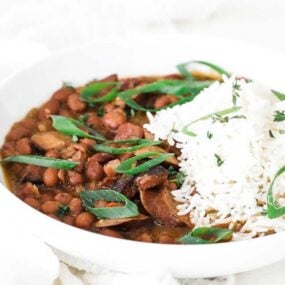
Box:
xmin=168 ymin=166 xmax=186 ymax=187
xmin=56 ymin=205 xmax=70 ymax=218
xmin=274 ymin=110 xmax=285 ymax=122
xmin=214 ymin=153 xmax=224 ymax=167
xmin=207 ymin=131 xmax=213 ymax=139
xmin=232 ymin=79 xmax=241 ymax=106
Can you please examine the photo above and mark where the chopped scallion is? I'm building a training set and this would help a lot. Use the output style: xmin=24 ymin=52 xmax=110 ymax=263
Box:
xmin=0 ymin=155 xmax=78 ymax=169
xmin=80 ymin=190 xmax=139 ymax=219
xmin=115 ymin=151 xmax=174 ymax=175
xmin=178 ymin=227 xmax=233 ymax=244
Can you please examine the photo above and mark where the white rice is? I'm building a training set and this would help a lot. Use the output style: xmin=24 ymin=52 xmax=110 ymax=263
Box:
xmin=144 ymin=75 xmax=285 ymax=240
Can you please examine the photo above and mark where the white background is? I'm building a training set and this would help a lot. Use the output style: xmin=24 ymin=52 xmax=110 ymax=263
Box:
xmin=1 ymin=0 xmax=285 ymax=284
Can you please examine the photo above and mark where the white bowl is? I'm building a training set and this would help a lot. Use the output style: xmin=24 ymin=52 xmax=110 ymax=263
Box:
xmin=1 ymin=35 xmax=285 ymax=278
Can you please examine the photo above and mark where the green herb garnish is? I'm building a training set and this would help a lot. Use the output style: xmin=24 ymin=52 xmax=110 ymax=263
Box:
xmin=118 ymin=79 xmax=213 ymax=112
xmin=168 ymin=166 xmax=186 ymax=187
xmin=267 ymin=165 xmax=285 ymax=218
xmin=272 ymin=90 xmax=285 ymax=101
xmin=175 ymin=172 xmax=186 ymax=187
xmin=96 ymin=107 xmax=105 ymax=117
xmin=80 ymin=82 xmax=119 ymax=103
xmin=207 ymin=131 xmax=213 ymax=139
xmin=94 ymin=139 xmax=161 ymax=154
xmin=51 ymin=115 xmax=106 ymax=142
xmin=178 ymin=227 xmax=233 ymax=244
xmin=182 ymin=106 xmax=242 ymax=137
xmin=0 ymin=155 xmax=78 ymax=169
xmin=232 ymin=79 xmax=241 ymax=105
xmin=56 ymin=205 xmax=70 ymax=218
xmin=115 ymin=151 xmax=174 ymax=175
xmin=231 ymin=115 xmax=247 ymax=120
xmin=177 ymin=60 xmax=231 ymax=80
xmin=214 ymin=153 xmax=224 ymax=167
xmin=273 ymin=110 xmax=285 ymax=122
xmin=80 ymin=190 xmax=139 ymax=219
xmin=269 ymin=130 xmax=275 ymax=138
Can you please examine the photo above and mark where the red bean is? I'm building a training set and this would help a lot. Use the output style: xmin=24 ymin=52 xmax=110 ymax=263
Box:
xmin=48 ymin=214 xmax=61 ymax=221
xmin=62 ymin=215 xmax=75 ymax=225
xmin=15 ymin=183 xmax=39 ymax=199
xmin=104 ymin=103 xmax=115 ymax=113
xmin=119 ymin=153 xmax=133 ymax=162
xmin=59 ymin=109 xmax=73 ymax=117
xmin=100 ymin=228 xmax=123 ymax=239
xmin=135 ymin=232 xmax=153 ymax=243
xmin=102 ymin=108 xmax=126 ymax=129
xmin=67 ymin=171 xmax=85 ymax=186
xmin=74 ymin=212 xmax=95 ymax=229
xmin=90 ymin=153 xmax=114 ymax=164
xmin=154 ymin=95 xmax=177 ymax=109
xmin=40 ymin=193 xmax=54 ymax=203
xmin=16 ymin=138 xmax=32 ymax=155
xmin=54 ymin=193 xmax=72 ymax=204
xmin=43 ymin=168 xmax=59 ymax=187
xmin=42 ymin=201 xmax=60 ymax=214
xmin=158 ymin=234 xmax=175 ymax=244
xmin=52 ymin=87 xmax=74 ymax=102
xmin=0 ymin=141 xmax=16 ymax=158
xmin=86 ymin=158 xmax=105 ymax=181
xmin=24 ymin=197 xmax=41 ymax=210
xmin=38 ymin=99 xmax=60 ymax=119
xmin=99 ymin=74 xmax=118 ymax=82
xmin=115 ymin=123 xmax=144 ymax=140
xmin=57 ymin=169 xmax=66 ymax=183
xmin=67 ymin=94 xmax=87 ymax=112
xmin=19 ymin=118 xmax=37 ymax=129
xmin=69 ymin=198 xmax=83 ymax=215
xmin=6 ymin=127 xmax=31 ymax=141
xmin=86 ymin=114 xmax=104 ymax=129
xmin=80 ymin=138 xmax=96 ymax=150
xmin=45 ymin=150 xmax=60 ymax=158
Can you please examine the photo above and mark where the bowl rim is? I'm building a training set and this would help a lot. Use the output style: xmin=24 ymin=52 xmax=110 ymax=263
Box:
xmin=1 ymin=34 xmax=285 ymax=277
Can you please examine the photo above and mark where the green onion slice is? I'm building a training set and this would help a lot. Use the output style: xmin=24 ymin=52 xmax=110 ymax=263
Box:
xmin=51 ymin=115 xmax=106 ymax=141
xmin=178 ymin=227 xmax=233 ymax=244
xmin=0 ymin=155 xmax=78 ymax=169
xmin=272 ymin=89 xmax=285 ymax=101
xmin=118 ymin=79 xmax=213 ymax=112
xmin=80 ymin=190 xmax=139 ymax=219
xmin=177 ymin=60 xmax=231 ymax=79
xmin=182 ymin=106 xmax=242 ymax=136
xmin=94 ymin=139 xmax=161 ymax=154
xmin=267 ymin=165 xmax=285 ymax=218
xmin=80 ymin=82 xmax=119 ymax=103
xmin=115 ymin=151 xmax=174 ymax=175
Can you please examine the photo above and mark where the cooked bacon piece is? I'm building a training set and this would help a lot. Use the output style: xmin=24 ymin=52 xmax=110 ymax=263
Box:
xmin=135 ymin=165 xmax=168 ymax=191
xmin=31 ymin=131 xmax=71 ymax=151
xmin=139 ymin=186 xmax=193 ymax=228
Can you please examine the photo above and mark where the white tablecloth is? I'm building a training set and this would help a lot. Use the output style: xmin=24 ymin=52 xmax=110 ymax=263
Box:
xmin=1 ymin=1 xmax=285 ymax=284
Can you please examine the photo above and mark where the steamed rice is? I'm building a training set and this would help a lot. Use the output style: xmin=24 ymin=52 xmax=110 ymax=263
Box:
xmin=144 ymin=75 xmax=285 ymax=240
